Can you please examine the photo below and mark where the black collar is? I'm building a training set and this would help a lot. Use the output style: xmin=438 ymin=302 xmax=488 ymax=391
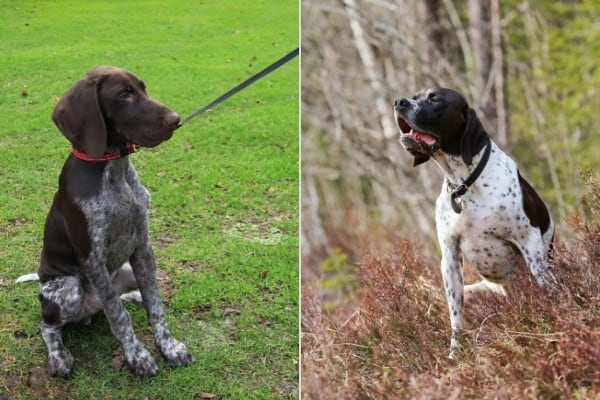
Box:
xmin=446 ymin=138 xmax=492 ymax=213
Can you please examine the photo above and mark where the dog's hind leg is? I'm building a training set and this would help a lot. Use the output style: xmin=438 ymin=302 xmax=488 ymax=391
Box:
xmin=464 ymin=279 xmax=507 ymax=303
xmin=510 ymin=230 xmax=556 ymax=287
xmin=39 ymin=276 xmax=95 ymax=377
xmin=112 ymin=262 xmax=137 ymax=294
xmin=112 ymin=262 xmax=143 ymax=304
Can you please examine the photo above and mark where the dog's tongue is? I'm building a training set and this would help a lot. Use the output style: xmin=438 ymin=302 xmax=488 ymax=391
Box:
xmin=410 ymin=129 xmax=437 ymax=146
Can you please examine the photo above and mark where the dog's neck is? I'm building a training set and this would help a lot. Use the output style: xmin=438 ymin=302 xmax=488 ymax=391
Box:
xmin=71 ymin=143 xmax=136 ymax=163
xmin=431 ymin=141 xmax=494 ymax=187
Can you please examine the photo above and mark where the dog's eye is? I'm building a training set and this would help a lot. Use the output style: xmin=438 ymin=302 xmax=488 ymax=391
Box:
xmin=119 ymin=86 xmax=134 ymax=100
xmin=428 ymin=93 xmax=441 ymax=103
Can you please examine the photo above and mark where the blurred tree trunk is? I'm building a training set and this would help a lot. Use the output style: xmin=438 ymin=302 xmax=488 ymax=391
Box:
xmin=468 ymin=0 xmax=508 ymax=146
xmin=417 ymin=0 xmax=442 ymax=87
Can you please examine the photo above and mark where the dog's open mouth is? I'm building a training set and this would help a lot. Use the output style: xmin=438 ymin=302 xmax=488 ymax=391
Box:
xmin=396 ymin=116 xmax=439 ymax=149
xmin=406 ymin=130 xmax=437 ymax=146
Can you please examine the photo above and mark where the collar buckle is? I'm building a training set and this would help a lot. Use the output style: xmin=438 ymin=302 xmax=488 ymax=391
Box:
xmin=446 ymin=139 xmax=491 ymax=214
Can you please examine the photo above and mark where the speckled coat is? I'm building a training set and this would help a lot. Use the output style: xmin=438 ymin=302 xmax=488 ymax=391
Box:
xmin=394 ymin=87 xmax=554 ymax=359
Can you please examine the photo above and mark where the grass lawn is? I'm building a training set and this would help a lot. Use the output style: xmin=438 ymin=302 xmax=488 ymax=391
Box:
xmin=0 ymin=1 xmax=298 ymax=399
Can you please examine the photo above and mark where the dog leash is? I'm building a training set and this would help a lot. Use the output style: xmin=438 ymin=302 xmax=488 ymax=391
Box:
xmin=178 ymin=48 xmax=299 ymax=128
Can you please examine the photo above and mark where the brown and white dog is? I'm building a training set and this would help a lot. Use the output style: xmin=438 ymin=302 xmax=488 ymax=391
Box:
xmin=19 ymin=66 xmax=193 ymax=377
xmin=394 ymin=87 xmax=554 ymax=358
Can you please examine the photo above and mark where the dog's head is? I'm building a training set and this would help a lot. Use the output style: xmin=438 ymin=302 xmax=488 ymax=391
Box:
xmin=52 ymin=66 xmax=180 ymax=157
xmin=394 ymin=87 xmax=488 ymax=166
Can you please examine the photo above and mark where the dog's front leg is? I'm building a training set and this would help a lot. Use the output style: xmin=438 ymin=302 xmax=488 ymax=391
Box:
xmin=439 ymin=245 xmax=465 ymax=359
xmin=83 ymin=261 xmax=159 ymax=376
xmin=130 ymin=243 xmax=194 ymax=367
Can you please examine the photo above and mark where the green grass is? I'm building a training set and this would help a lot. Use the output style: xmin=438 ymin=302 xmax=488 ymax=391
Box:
xmin=0 ymin=1 xmax=298 ymax=398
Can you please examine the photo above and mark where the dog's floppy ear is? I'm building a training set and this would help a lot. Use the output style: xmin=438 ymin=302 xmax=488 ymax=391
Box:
xmin=52 ymin=71 xmax=107 ymax=157
xmin=459 ymin=107 xmax=488 ymax=166
xmin=412 ymin=153 xmax=431 ymax=166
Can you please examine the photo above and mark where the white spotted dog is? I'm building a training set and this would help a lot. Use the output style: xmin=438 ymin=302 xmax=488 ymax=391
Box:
xmin=393 ymin=87 xmax=554 ymax=359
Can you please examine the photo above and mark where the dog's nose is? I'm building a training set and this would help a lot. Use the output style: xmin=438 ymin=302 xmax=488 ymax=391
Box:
xmin=394 ymin=98 xmax=410 ymax=109
xmin=164 ymin=112 xmax=181 ymax=129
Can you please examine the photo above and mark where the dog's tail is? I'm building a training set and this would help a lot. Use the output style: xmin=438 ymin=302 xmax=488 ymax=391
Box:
xmin=15 ymin=273 xmax=39 ymax=283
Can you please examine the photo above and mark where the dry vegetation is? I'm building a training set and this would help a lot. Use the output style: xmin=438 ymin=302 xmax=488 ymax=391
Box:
xmin=301 ymin=175 xmax=600 ymax=399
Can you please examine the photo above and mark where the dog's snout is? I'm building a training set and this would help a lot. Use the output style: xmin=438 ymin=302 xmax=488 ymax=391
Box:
xmin=164 ymin=112 xmax=180 ymax=129
xmin=395 ymin=98 xmax=411 ymax=110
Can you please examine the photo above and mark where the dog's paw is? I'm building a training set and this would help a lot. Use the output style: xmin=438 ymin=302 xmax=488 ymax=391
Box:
xmin=47 ymin=349 xmax=74 ymax=378
xmin=537 ymin=269 xmax=558 ymax=288
xmin=448 ymin=343 xmax=463 ymax=360
xmin=124 ymin=344 xmax=158 ymax=377
xmin=448 ymin=331 xmax=463 ymax=360
xmin=448 ymin=349 xmax=459 ymax=360
xmin=157 ymin=337 xmax=194 ymax=367
xmin=119 ymin=291 xmax=143 ymax=305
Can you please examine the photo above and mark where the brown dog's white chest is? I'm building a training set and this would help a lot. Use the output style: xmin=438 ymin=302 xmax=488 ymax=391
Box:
xmin=79 ymin=159 xmax=149 ymax=271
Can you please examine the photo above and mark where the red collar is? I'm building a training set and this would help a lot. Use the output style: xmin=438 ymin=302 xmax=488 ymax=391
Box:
xmin=71 ymin=143 xmax=137 ymax=162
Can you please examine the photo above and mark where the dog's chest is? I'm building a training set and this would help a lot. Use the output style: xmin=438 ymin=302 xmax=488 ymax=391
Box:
xmin=435 ymin=150 xmax=528 ymax=276
xmin=79 ymin=161 xmax=150 ymax=269
xmin=436 ymin=148 xmax=522 ymax=230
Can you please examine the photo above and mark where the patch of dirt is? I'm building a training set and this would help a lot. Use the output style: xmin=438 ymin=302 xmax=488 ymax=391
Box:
xmin=155 ymin=267 xmax=175 ymax=302
xmin=154 ymin=232 xmax=177 ymax=248
xmin=224 ymin=221 xmax=283 ymax=245
xmin=222 ymin=214 xmax=289 ymax=245
xmin=179 ymin=260 xmax=205 ymax=273
xmin=275 ymin=379 xmax=298 ymax=399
